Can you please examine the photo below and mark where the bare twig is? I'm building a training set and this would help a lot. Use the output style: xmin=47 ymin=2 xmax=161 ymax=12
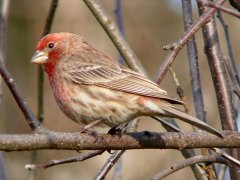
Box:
xmin=151 ymin=155 xmax=228 ymax=180
xmin=156 ymin=0 xmax=226 ymax=84
xmin=114 ymin=0 xmax=125 ymax=65
xmin=0 ymin=0 xmax=10 ymax=105
xmin=94 ymin=119 xmax=139 ymax=179
xmin=82 ymin=0 xmax=147 ymax=76
xmin=112 ymin=154 xmax=122 ymax=180
xmin=204 ymin=2 xmax=240 ymax=18
xmin=0 ymin=153 xmax=8 ymax=180
xmin=217 ymin=11 xmax=240 ymax=86
xmin=217 ymin=164 xmax=227 ymax=180
xmin=169 ymin=68 xmax=190 ymax=113
xmin=223 ymin=57 xmax=240 ymax=101
xmin=181 ymin=0 xmax=206 ymax=122
xmin=41 ymin=0 xmax=58 ymax=38
xmin=26 ymin=150 xmax=104 ymax=170
xmin=94 ymin=150 xmax=125 ymax=180
xmin=212 ymin=148 xmax=240 ymax=166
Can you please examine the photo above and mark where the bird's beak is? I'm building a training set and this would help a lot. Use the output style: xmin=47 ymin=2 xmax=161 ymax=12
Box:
xmin=31 ymin=50 xmax=48 ymax=64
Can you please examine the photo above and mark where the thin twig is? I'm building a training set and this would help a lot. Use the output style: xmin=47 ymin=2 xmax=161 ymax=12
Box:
xmin=217 ymin=11 xmax=240 ymax=86
xmin=26 ymin=150 xmax=105 ymax=170
xmin=114 ymin=0 xmax=125 ymax=64
xmin=212 ymin=148 xmax=240 ymax=166
xmin=82 ymin=0 xmax=147 ymax=76
xmin=217 ymin=164 xmax=227 ymax=180
xmin=181 ymin=0 xmax=206 ymax=122
xmin=204 ymin=2 xmax=240 ymax=18
xmin=94 ymin=119 xmax=139 ymax=179
xmin=151 ymin=155 xmax=228 ymax=180
xmin=41 ymin=0 xmax=58 ymax=38
xmin=156 ymin=0 xmax=226 ymax=84
xmin=0 ymin=153 xmax=8 ymax=180
xmin=169 ymin=68 xmax=190 ymax=113
xmin=94 ymin=150 xmax=125 ymax=180
xmin=223 ymin=57 xmax=240 ymax=101
xmin=0 ymin=0 xmax=10 ymax=105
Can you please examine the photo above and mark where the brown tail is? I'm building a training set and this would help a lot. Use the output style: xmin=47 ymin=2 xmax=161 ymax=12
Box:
xmin=159 ymin=106 xmax=223 ymax=138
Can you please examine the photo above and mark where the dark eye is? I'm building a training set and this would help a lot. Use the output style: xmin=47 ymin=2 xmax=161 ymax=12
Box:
xmin=48 ymin=42 xmax=54 ymax=49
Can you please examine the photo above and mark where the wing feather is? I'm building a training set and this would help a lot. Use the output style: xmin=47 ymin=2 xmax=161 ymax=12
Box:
xmin=65 ymin=63 xmax=182 ymax=104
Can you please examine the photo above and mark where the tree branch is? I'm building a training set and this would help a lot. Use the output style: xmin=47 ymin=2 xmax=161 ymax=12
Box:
xmin=0 ymin=131 xmax=239 ymax=151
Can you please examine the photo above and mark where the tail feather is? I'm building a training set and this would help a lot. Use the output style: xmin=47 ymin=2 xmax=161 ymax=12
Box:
xmin=159 ymin=106 xmax=223 ymax=138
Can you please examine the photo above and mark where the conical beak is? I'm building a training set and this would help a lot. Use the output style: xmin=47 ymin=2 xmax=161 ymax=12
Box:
xmin=31 ymin=50 xmax=48 ymax=64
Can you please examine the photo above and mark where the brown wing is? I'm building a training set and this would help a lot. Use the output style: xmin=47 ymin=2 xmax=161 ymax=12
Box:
xmin=64 ymin=62 xmax=182 ymax=104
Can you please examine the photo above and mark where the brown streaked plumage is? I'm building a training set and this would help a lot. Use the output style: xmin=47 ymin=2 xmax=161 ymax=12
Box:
xmin=31 ymin=32 xmax=223 ymax=137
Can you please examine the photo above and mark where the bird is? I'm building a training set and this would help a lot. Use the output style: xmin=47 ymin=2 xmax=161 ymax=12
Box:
xmin=31 ymin=32 xmax=222 ymax=137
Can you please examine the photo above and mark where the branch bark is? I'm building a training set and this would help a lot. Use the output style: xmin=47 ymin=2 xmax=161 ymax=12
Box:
xmin=0 ymin=131 xmax=239 ymax=151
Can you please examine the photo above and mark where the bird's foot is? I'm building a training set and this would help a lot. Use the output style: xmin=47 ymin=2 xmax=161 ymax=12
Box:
xmin=108 ymin=126 xmax=123 ymax=136
xmin=80 ymin=119 xmax=103 ymax=133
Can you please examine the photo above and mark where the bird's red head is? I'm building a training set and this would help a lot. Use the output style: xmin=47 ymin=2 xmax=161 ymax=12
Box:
xmin=31 ymin=32 xmax=74 ymax=76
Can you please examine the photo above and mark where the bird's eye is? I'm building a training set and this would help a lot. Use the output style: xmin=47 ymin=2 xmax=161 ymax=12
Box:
xmin=48 ymin=42 xmax=54 ymax=49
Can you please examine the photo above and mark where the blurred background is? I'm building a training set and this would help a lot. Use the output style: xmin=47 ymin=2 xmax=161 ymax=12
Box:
xmin=0 ymin=0 xmax=239 ymax=179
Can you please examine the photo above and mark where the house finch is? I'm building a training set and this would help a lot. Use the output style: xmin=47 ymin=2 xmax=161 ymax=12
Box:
xmin=31 ymin=32 xmax=222 ymax=137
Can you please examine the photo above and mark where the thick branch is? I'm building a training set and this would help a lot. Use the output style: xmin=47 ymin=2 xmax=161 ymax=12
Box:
xmin=0 ymin=131 xmax=239 ymax=151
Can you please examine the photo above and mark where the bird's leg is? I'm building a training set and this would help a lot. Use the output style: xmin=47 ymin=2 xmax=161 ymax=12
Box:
xmin=80 ymin=119 xmax=103 ymax=133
